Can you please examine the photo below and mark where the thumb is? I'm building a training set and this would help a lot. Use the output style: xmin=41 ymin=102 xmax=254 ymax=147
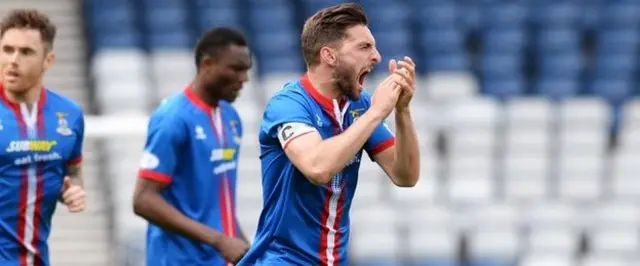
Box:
xmin=62 ymin=176 xmax=71 ymax=190
xmin=388 ymin=59 xmax=397 ymax=73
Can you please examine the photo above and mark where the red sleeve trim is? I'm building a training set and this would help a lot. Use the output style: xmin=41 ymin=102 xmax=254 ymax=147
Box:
xmin=283 ymin=131 xmax=315 ymax=150
xmin=368 ymin=137 xmax=396 ymax=156
xmin=66 ymin=156 xmax=82 ymax=166
xmin=138 ymin=169 xmax=172 ymax=184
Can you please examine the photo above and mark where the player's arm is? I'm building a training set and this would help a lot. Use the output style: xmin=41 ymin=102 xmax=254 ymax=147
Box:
xmin=66 ymin=113 xmax=85 ymax=187
xmin=279 ymin=110 xmax=384 ymax=185
xmin=371 ymin=109 xmax=420 ymax=187
xmin=372 ymin=59 xmax=420 ymax=187
xmin=133 ymin=179 xmax=229 ymax=248
xmin=132 ymin=116 xmax=230 ymax=250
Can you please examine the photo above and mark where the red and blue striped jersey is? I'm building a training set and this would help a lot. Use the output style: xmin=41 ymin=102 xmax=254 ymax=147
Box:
xmin=239 ymin=74 xmax=395 ymax=266
xmin=137 ymin=87 xmax=243 ymax=266
xmin=0 ymin=86 xmax=84 ymax=266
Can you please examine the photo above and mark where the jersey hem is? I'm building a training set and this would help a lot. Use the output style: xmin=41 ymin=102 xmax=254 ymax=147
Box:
xmin=66 ymin=156 xmax=82 ymax=166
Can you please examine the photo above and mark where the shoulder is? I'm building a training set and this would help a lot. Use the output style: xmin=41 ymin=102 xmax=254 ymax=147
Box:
xmin=266 ymin=81 xmax=310 ymax=111
xmin=45 ymin=89 xmax=83 ymax=115
xmin=149 ymin=94 xmax=190 ymax=128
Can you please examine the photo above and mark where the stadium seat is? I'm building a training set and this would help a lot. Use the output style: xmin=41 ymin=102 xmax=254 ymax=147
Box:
xmin=536 ymin=28 xmax=581 ymax=54
xmin=468 ymin=205 xmax=521 ymax=262
xmin=421 ymin=28 xmax=465 ymax=55
xmin=479 ymin=53 xmax=522 ymax=77
xmin=531 ymin=2 xmax=580 ymax=27
xmin=414 ymin=2 xmax=458 ymax=29
xmin=196 ymin=7 xmax=241 ymax=33
xmin=534 ymin=78 xmax=579 ymax=101
xmin=502 ymin=154 xmax=549 ymax=201
xmin=405 ymin=205 xmax=459 ymax=266
xmin=148 ymin=50 xmax=195 ymax=100
xmin=351 ymin=205 xmax=402 ymax=265
xmin=301 ymin=0 xmax=347 ymax=17
xmin=365 ymin=3 xmax=410 ymax=32
xmin=580 ymin=254 xmax=631 ymax=266
xmin=593 ymin=53 xmax=637 ymax=79
xmin=588 ymin=78 xmax=632 ymax=103
xmin=421 ymin=72 xmax=479 ymax=101
xmin=248 ymin=5 xmax=294 ymax=32
xmin=600 ymin=1 xmax=640 ymax=27
xmin=480 ymin=3 xmax=527 ymax=29
xmin=519 ymin=254 xmax=574 ymax=266
xmin=482 ymin=28 xmax=527 ymax=53
xmin=611 ymin=151 xmax=640 ymax=200
xmin=589 ymin=203 xmax=640 ymax=257
xmin=538 ymin=52 xmax=582 ymax=78
xmin=596 ymin=29 xmax=640 ymax=54
xmin=423 ymin=52 xmax=470 ymax=72
xmin=482 ymin=76 xmax=526 ymax=100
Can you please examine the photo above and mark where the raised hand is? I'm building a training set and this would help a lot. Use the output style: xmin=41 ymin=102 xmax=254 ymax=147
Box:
xmin=389 ymin=56 xmax=416 ymax=112
xmin=61 ymin=176 xmax=85 ymax=213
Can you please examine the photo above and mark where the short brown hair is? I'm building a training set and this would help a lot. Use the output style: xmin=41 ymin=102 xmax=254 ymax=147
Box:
xmin=0 ymin=9 xmax=57 ymax=50
xmin=301 ymin=3 xmax=368 ymax=67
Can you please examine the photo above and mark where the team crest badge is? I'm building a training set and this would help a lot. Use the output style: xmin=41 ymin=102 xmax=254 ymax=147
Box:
xmin=350 ymin=109 xmax=364 ymax=121
xmin=56 ymin=112 xmax=73 ymax=136
xmin=229 ymin=120 xmax=241 ymax=145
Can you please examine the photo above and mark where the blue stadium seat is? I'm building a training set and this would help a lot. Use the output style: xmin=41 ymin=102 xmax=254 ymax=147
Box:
xmin=414 ymin=2 xmax=458 ymax=29
xmin=420 ymin=29 xmax=465 ymax=54
xmin=408 ymin=258 xmax=459 ymax=266
xmin=92 ymin=30 xmax=142 ymax=50
xmin=366 ymin=4 xmax=410 ymax=32
xmin=248 ymin=6 xmax=294 ymax=32
xmin=482 ymin=28 xmax=527 ymax=53
xmin=142 ymin=6 xmax=189 ymax=33
xmin=194 ymin=0 xmax=236 ymax=8
xmin=196 ymin=7 xmax=241 ymax=32
xmin=468 ymin=258 xmax=517 ymax=266
xmin=481 ymin=3 xmax=527 ymax=29
xmin=302 ymin=0 xmax=347 ymax=17
xmin=246 ymin=0 xmax=289 ymax=8
xmin=596 ymin=29 xmax=640 ymax=54
xmin=258 ymin=55 xmax=303 ymax=75
xmin=531 ymin=2 xmax=580 ymax=27
xmin=483 ymin=76 xmax=525 ymax=100
xmin=147 ymin=30 xmax=192 ymax=49
xmin=423 ymin=53 xmax=469 ymax=72
xmin=480 ymin=54 xmax=522 ymax=77
xmin=252 ymin=29 xmax=297 ymax=52
xmin=600 ymin=1 xmax=640 ymax=27
xmin=593 ymin=54 xmax=637 ymax=79
xmin=457 ymin=1 xmax=480 ymax=32
xmin=534 ymin=77 xmax=579 ymax=100
xmin=580 ymin=2 xmax=600 ymax=30
xmin=88 ymin=5 xmax=136 ymax=33
xmin=589 ymin=78 xmax=632 ymax=103
xmin=538 ymin=52 xmax=582 ymax=78
xmin=536 ymin=28 xmax=580 ymax=53
xmin=376 ymin=31 xmax=413 ymax=71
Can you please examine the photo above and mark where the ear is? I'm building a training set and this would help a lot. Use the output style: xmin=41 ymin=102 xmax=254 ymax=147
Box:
xmin=199 ymin=55 xmax=216 ymax=72
xmin=319 ymin=46 xmax=338 ymax=67
xmin=42 ymin=51 xmax=55 ymax=73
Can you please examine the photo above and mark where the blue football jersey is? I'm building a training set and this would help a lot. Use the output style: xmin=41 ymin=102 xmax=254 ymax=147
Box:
xmin=0 ymin=86 xmax=84 ymax=266
xmin=239 ymin=74 xmax=395 ymax=266
xmin=137 ymin=87 xmax=244 ymax=266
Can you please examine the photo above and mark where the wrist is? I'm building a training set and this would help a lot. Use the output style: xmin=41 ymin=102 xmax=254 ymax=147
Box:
xmin=363 ymin=109 xmax=385 ymax=123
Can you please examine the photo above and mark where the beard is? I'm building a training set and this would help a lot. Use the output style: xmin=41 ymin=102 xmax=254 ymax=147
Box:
xmin=332 ymin=59 xmax=360 ymax=101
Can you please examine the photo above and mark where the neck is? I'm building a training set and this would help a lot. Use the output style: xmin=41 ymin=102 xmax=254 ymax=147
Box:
xmin=191 ymin=78 xmax=218 ymax=108
xmin=4 ymin=85 xmax=41 ymax=107
xmin=307 ymin=66 xmax=342 ymax=100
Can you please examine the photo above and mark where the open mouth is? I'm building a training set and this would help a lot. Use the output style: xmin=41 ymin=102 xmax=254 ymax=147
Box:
xmin=357 ymin=68 xmax=372 ymax=87
xmin=4 ymin=70 xmax=19 ymax=81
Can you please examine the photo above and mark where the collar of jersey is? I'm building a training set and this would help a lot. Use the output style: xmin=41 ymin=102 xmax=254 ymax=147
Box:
xmin=184 ymin=85 xmax=217 ymax=113
xmin=299 ymin=73 xmax=348 ymax=115
xmin=0 ymin=83 xmax=47 ymax=112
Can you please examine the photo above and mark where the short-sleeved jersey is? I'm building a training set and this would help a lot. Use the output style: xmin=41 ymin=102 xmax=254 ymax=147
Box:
xmin=0 ymin=85 xmax=84 ymax=266
xmin=137 ymin=87 xmax=244 ymax=266
xmin=239 ymin=74 xmax=395 ymax=266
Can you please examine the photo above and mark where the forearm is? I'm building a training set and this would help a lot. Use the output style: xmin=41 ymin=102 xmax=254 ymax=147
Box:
xmin=392 ymin=109 xmax=420 ymax=186
xmin=133 ymin=192 xmax=226 ymax=249
xmin=66 ymin=164 xmax=84 ymax=187
xmin=309 ymin=111 xmax=383 ymax=183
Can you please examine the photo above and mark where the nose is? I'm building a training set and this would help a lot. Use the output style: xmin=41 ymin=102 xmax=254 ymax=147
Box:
xmin=238 ymin=71 xmax=249 ymax=83
xmin=371 ymin=48 xmax=381 ymax=65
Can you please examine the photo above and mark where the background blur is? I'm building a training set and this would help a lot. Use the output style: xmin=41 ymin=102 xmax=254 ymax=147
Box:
xmin=7 ymin=0 xmax=640 ymax=265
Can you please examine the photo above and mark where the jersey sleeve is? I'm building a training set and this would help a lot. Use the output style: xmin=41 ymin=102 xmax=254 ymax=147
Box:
xmin=261 ymin=93 xmax=316 ymax=147
xmin=67 ymin=113 xmax=84 ymax=166
xmin=137 ymin=113 xmax=186 ymax=184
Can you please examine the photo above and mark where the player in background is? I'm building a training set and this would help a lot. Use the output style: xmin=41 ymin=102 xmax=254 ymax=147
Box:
xmin=0 ymin=9 xmax=86 ymax=266
xmin=133 ymin=27 xmax=253 ymax=266
xmin=239 ymin=3 xmax=420 ymax=266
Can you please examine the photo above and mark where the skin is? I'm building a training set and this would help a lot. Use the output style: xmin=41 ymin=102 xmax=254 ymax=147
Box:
xmin=133 ymin=44 xmax=253 ymax=264
xmin=288 ymin=24 xmax=421 ymax=187
xmin=0 ymin=28 xmax=85 ymax=212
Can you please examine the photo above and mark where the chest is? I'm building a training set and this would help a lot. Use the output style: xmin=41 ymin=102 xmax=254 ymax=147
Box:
xmin=0 ymin=108 xmax=77 ymax=166
xmin=186 ymin=111 xmax=242 ymax=174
